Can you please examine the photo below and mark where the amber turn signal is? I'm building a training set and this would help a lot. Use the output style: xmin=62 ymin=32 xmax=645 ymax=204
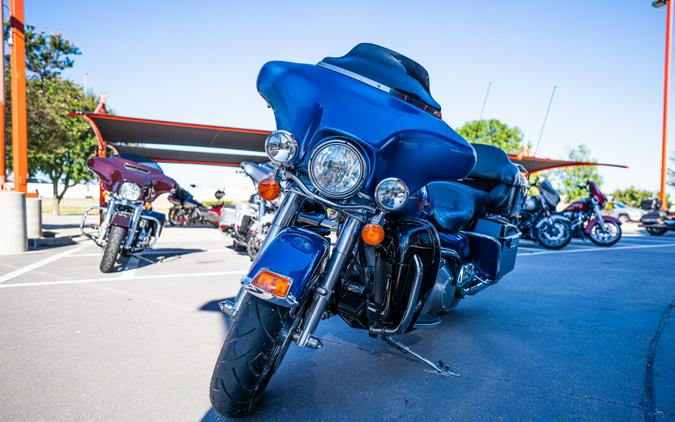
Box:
xmin=251 ymin=269 xmax=292 ymax=299
xmin=258 ymin=178 xmax=281 ymax=201
xmin=362 ymin=223 xmax=385 ymax=246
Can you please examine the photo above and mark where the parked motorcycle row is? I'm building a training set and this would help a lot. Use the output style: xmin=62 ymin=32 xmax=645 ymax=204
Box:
xmin=78 ymin=44 xmax=648 ymax=417
xmin=513 ymin=178 xmax=622 ymax=249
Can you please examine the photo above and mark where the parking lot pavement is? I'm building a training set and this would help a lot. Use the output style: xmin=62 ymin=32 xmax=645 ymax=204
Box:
xmin=0 ymin=225 xmax=674 ymax=421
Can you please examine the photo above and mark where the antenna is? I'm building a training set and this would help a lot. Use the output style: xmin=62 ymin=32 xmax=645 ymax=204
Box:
xmin=473 ymin=81 xmax=492 ymax=141
xmin=533 ymin=85 xmax=557 ymax=157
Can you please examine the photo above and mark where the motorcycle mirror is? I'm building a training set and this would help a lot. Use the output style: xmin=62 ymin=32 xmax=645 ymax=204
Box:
xmin=215 ymin=190 xmax=225 ymax=200
xmin=190 ymin=184 xmax=196 ymax=188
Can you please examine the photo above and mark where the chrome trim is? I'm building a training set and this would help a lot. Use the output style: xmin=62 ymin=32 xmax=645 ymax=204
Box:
xmin=317 ymin=61 xmax=394 ymax=94
xmin=282 ymin=170 xmax=376 ymax=215
xmin=374 ymin=177 xmax=409 ymax=211
xmin=368 ymin=255 xmax=424 ymax=337
xmin=258 ymin=191 xmax=302 ymax=255
xmin=307 ymin=139 xmax=367 ymax=200
xmin=297 ymin=216 xmax=361 ymax=347
xmin=139 ymin=214 xmax=163 ymax=246
xmin=264 ymin=130 xmax=298 ymax=165
xmin=296 ymin=212 xmax=339 ymax=230
xmin=123 ymin=203 xmax=144 ymax=249
xmin=242 ymin=267 xmax=299 ymax=307
xmin=80 ymin=205 xmax=108 ymax=246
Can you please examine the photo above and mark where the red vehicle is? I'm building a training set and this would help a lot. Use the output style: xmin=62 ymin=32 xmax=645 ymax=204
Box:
xmin=80 ymin=156 xmax=177 ymax=272
xmin=562 ymin=180 xmax=622 ymax=246
xmin=167 ymin=185 xmax=225 ymax=227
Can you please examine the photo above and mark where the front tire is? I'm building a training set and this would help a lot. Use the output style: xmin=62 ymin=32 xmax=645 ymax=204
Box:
xmin=210 ymin=294 xmax=290 ymax=417
xmin=100 ymin=225 xmax=126 ymax=273
xmin=535 ymin=219 xmax=572 ymax=249
xmin=589 ymin=220 xmax=622 ymax=246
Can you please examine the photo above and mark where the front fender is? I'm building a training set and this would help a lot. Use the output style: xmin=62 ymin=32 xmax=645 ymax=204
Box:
xmin=535 ymin=214 xmax=571 ymax=229
xmin=241 ymin=227 xmax=329 ymax=307
xmin=110 ymin=212 xmax=132 ymax=228
xmin=585 ymin=215 xmax=621 ymax=234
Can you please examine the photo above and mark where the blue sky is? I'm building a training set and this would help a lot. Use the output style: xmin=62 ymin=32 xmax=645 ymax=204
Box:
xmin=26 ymin=0 xmax=674 ymax=195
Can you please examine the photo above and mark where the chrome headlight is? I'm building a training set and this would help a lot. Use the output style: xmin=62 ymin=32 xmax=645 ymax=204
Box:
xmin=308 ymin=140 xmax=366 ymax=199
xmin=265 ymin=130 xmax=298 ymax=164
xmin=375 ymin=178 xmax=409 ymax=211
xmin=118 ymin=182 xmax=142 ymax=201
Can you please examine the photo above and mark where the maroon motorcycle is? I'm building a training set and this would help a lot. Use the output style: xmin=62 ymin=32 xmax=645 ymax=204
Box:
xmin=561 ymin=180 xmax=622 ymax=246
xmin=80 ymin=156 xmax=177 ymax=272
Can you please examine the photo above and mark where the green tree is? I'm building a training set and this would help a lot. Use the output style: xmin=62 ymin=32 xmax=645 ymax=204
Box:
xmin=27 ymin=78 xmax=98 ymax=214
xmin=456 ymin=119 xmax=525 ymax=154
xmin=611 ymin=187 xmax=656 ymax=208
xmin=4 ymin=25 xmax=96 ymax=214
xmin=550 ymin=144 xmax=604 ymax=202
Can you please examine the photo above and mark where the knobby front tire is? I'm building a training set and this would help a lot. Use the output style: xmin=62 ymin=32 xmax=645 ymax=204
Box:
xmin=100 ymin=225 xmax=126 ymax=273
xmin=210 ymin=294 xmax=288 ymax=417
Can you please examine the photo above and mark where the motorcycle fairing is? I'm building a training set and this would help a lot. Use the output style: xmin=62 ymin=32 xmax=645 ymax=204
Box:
xmin=584 ymin=215 xmax=621 ymax=234
xmin=256 ymin=61 xmax=476 ymax=195
xmin=88 ymin=156 xmax=176 ymax=200
xmin=241 ymin=227 xmax=329 ymax=307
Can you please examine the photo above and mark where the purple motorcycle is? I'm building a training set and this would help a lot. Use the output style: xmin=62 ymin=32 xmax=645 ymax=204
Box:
xmin=80 ymin=156 xmax=177 ymax=272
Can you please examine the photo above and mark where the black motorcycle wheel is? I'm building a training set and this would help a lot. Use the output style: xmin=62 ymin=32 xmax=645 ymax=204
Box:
xmin=210 ymin=294 xmax=290 ymax=417
xmin=536 ymin=220 xmax=572 ymax=250
xmin=168 ymin=207 xmax=182 ymax=226
xmin=589 ymin=220 xmax=622 ymax=246
xmin=100 ymin=225 xmax=126 ymax=273
xmin=646 ymin=227 xmax=667 ymax=236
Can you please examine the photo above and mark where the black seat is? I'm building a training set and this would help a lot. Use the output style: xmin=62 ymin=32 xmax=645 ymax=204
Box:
xmin=427 ymin=182 xmax=488 ymax=233
xmin=321 ymin=43 xmax=441 ymax=113
xmin=460 ymin=143 xmax=524 ymax=216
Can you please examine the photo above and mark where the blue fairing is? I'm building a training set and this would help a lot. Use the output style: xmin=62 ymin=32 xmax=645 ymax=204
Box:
xmin=257 ymin=61 xmax=476 ymax=194
xmin=241 ymin=227 xmax=329 ymax=307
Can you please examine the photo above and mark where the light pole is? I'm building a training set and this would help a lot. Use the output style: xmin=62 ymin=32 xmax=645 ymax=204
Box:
xmin=653 ymin=0 xmax=673 ymax=209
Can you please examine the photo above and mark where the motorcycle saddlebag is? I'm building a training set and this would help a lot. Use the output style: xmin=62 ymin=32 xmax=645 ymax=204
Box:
xmin=466 ymin=217 xmax=520 ymax=281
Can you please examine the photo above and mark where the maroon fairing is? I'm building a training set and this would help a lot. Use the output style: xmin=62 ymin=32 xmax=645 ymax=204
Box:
xmin=588 ymin=181 xmax=607 ymax=208
xmin=563 ymin=198 xmax=588 ymax=212
xmin=87 ymin=156 xmax=177 ymax=201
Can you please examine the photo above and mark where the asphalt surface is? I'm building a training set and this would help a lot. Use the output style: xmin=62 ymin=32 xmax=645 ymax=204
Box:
xmin=0 ymin=218 xmax=674 ymax=421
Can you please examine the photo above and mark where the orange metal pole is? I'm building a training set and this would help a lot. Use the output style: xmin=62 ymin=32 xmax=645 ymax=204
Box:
xmin=660 ymin=0 xmax=673 ymax=210
xmin=9 ymin=0 xmax=28 ymax=194
xmin=0 ymin=4 xmax=6 ymax=185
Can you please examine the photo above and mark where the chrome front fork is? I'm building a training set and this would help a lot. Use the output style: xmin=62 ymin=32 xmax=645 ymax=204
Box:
xmin=296 ymin=216 xmax=361 ymax=347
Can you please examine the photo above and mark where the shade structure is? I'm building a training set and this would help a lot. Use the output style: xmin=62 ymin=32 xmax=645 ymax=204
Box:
xmin=73 ymin=111 xmax=627 ymax=173
xmin=509 ymin=156 xmax=628 ymax=174
xmin=110 ymin=144 xmax=267 ymax=167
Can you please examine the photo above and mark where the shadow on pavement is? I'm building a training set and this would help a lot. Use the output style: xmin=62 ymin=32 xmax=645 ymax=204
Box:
xmin=112 ymin=248 xmax=205 ymax=272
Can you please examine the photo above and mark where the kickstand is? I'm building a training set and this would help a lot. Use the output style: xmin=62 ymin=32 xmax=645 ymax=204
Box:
xmin=383 ymin=336 xmax=459 ymax=377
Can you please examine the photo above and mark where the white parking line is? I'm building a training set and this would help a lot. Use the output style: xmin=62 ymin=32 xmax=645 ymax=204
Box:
xmin=67 ymin=248 xmax=237 ymax=258
xmin=0 ymin=246 xmax=85 ymax=284
xmin=518 ymin=242 xmax=675 ymax=256
xmin=0 ymin=270 xmax=247 ymax=289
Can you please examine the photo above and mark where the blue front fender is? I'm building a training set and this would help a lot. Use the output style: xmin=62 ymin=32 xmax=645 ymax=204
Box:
xmin=241 ymin=227 xmax=329 ymax=307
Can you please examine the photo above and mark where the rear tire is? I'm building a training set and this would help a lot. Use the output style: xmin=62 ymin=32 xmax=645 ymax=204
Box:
xmin=210 ymin=294 xmax=289 ymax=417
xmin=100 ymin=225 xmax=126 ymax=273
xmin=646 ymin=227 xmax=667 ymax=236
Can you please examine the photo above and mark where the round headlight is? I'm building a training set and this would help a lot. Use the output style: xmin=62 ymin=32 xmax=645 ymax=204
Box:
xmin=308 ymin=140 xmax=366 ymax=199
xmin=375 ymin=178 xmax=409 ymax=211
xmin=265 ymin=130 xmax=298 ymax=164
xmin=118 ymin=182 xmax=142 ymax=201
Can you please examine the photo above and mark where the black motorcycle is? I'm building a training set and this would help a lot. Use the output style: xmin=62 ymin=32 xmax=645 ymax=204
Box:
xmin=513 ymin=179 xmax=572 ymax=249
xmin=640 ymin=198 xmax=674 ymax=236
xmin=167 ymin=185 xmax=224 ymax=226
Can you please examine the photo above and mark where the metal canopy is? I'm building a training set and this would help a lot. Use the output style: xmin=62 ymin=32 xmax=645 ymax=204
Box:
xmin=509 ymin=156 xmax=628 ymax=174
xmin=110 ymin=144 xmax=267 ymax=167
xmin=73 ymin=111 xmax=627 ymax=173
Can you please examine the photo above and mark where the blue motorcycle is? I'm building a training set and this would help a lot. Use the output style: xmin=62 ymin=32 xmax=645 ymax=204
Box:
xmin=210 ymin=44 xmax=528 ymax=416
